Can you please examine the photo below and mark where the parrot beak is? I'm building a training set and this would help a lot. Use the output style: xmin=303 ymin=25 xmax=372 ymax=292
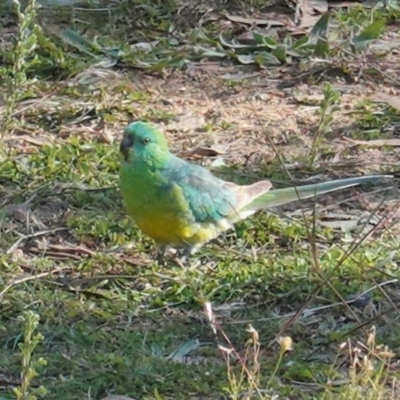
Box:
xmin=120 ymin=133 xmax=134 ymax=161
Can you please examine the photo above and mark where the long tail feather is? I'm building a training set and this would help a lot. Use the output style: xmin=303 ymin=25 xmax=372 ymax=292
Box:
xmin=243 ymin=175 xmax=392 ymax=212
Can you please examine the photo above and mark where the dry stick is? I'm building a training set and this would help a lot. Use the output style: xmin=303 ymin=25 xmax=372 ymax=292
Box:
xmin=277 ymin=197 xmax=392 ymax=338
xmin=345 ymin=195 xmax=400 ymax=320
xmin=227 ymin=278 xmax=398 ymax=324
xmin=203 ymin=301 xmax=264 ymax=399
xmin=6 ymin=227 xmax=69 ymax=255
xmin=4 ymin=193 xmax=36 ymax=216
xmin=213 ymin=17 xmax=398 ymax=356
xmin=10 ymin=88 xmax=59 ymax=118
xmin=367 ymin=273 xmax=399 ymax=316
xmin=56 ymin=185 xmax=117 ymax=194
xmin=226 ymin=177 xmax=391 ymax=254
xmin=345 ymin=305 xmax=399 ymax=338
xmin=267 ymin=186 xmax=394 ymax=249
xmin=306 ymin=187 xmax=397 ymax=328
xmin=357 ymin=339 xmax=394 ymax=366
xmin=257 ymin=117 xmax=393 ymax=336
xmin=0 ymin=268 xmax=67 ymax=299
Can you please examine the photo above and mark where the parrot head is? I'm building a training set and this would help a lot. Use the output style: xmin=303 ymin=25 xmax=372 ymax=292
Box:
xmin=120 ymin=121 xmax=170 ymax=166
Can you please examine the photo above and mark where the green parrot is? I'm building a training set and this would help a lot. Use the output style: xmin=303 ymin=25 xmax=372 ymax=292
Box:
xmin=119 ymin=121 xmax=391 ymax=258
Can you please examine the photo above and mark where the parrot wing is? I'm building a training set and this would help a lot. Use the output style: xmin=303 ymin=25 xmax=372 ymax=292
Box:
xmin=163 ymin=155 xmax=392 ymax=225
xmin=162 ymin=157 xmax=237 ymax=223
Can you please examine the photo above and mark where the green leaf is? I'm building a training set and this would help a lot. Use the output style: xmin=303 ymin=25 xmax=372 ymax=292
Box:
xmin=219 ymin=33 xmax=250 ymax=49
xmin=194 ymin=45 xmax=226 ymax=58
xmin=272 ymin=46 xmax=287 ymax=63
xmin=58 ymin=29 xmax=99 ymax=58
xmin=311 ymin=13 xmax=330 ymax=57
xmin=154 ymin=388 xmax=163 ymax=400
xmin=314 ymin=39 xmax=329 ymax=57
xmin=310 ymin=13 xmax=330 ymax=40
xmin=353 ymin=19 xmax=385 ymax=47
xmin=167 ymin=339 xmax=201 ymax=361
xmin=235 ymin=54 xmax=256 ymax=64
xmin=292 ymin=35 xmax=310 ymax=50
xmin=148 ymin=56 xmax=186 ymax=72
xmin=254 ymin=51 xmax=281 ymax=67
xmin=253 ymin=32 xmax=278 ymax=48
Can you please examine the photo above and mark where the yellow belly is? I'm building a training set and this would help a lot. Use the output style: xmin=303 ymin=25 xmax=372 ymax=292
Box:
xmin=131 ymin=207 xmax=231 ymax=249
xmin=136 ymin=212 xmax=197 ymax=247
xmin=121 ymin=176 xmax=232 ymax=248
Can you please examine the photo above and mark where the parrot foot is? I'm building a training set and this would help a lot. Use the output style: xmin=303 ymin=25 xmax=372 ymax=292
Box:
xmin=156 ymin=246 xmax=198 ymax=268
xmin=156 ymin=246 xmax=168 ymax=265
xmin=172 ymin=255 xmax=186 ymax=269
xmin=173 ymin=247 xmax=198 ymax=268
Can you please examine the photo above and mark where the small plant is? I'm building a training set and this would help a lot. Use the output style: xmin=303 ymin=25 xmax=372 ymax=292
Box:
xmin=311 ymin=82 xmax=340 ymax=160
xmin=204 ymin=301 xmax=295 ymax=399
xmin=13 ymin=311 xmax=47 ymax=400
xmin=324 ymin=326 xmax=395 ymax=400
xmin=268 ymin=336 xmax=293 ymax=388
xmin=1 ymin=0 xmax=39 ymax=136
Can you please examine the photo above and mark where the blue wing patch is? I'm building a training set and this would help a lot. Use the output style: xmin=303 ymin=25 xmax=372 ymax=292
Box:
xmin=161 ymin=155 xmax=236 ymax=223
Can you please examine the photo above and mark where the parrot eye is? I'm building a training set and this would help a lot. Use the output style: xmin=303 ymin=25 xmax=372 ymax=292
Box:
xmin=142 ymin=137 xmax=151 ymax=145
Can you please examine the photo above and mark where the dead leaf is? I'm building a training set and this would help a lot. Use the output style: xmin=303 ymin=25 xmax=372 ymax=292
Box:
xmin=371 ymin=92 xmax=400 ymax=111
xmin=165 ymin=113 xmax=205 ymax=133
xmin=309 ymin=0 xmax=328 ymax=13
xmin=293 ymin=0 xmax=328 ymax=29
xmin=99 ymin=396 xmax=137 ymax=400
xmin=38 ymin=0 xmax=82 ymax=5
xmin=329 ymin=2 xmax=361 ymax=7
xmin=97 ymin=129 xmax=114 ymax=144
xmin=224 ymin=13 xmax=284 ymax=27
xmin=342 ymin=137 xmax=400 ymax=147
xmin=298 ymin=14 xmax=322 ymax=29
xmin=6 ymin=194 xmax=36 ymax=222
xmin=319 ymin=210 xmax=380 ymax=231
xmin=3 ymin=135 xmax=48 ymax=146
xmin=182 ymin=146 xmax=224 ymax=158
xmin=181 ymin=140 xmax=239 ymax=159
xmin=11 ymin=249 xmax=25 ymax=262
xmin=362 ymin=0 xmax=383 ymax=8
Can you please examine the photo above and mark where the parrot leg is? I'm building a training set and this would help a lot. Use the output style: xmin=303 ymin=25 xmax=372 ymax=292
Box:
xmin=173 ymin=246 xmax=197 ymax=268
xmin=157 ymin=246 xmax=198 ymax=268
xmin=172 ymin=255 xmax=186 ymax=269
xmin=156 ymin=246 xmax=167 ymax=265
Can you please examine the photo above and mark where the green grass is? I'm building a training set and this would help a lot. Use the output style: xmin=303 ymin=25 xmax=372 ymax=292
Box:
xmin=1 ymin=0 xmax=400 ymax=399
xmin=1 ymin=138 xmax=398 ymax=399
